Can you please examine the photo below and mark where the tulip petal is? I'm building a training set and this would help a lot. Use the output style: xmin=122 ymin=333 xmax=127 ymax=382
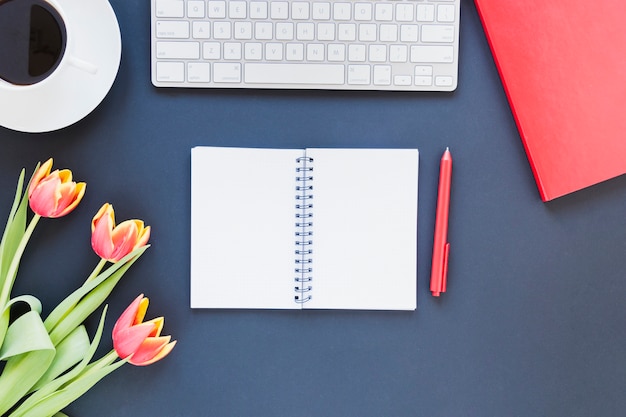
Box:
xmin=113 ymin=323 xmax=158 ymax=359
xmin=28 ymin=158 xmax=53 ymax=198
xmin=112 ymin=294 xmax=143 ymax=335
xmin=136 ymin=224 xmax=151 ymax=248
xmin=132 ymin=340 xmax=177 ymax=366
xmin=29 ymin=175 xmax=61 ymax=216
xmin=129 ymin=337 xmax=175 ymax=366
xmin=134 ymin=297 xmax=150 ymax=326
xmin=54 ymin=182 xmax=85 ymax=218
xmin=109 ymin=221 xmax=139 ymax=262
xmin=91 ymin=203 xmax=113 ymax=232
xmin=142 ymin=317 xmax=164 ymax=337
xmin=91 ymin=209 xmax=116 ymax=260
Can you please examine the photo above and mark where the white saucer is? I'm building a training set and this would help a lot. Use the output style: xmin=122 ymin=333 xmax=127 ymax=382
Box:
xmin=0 ymin=0 xmax=121 ymax=133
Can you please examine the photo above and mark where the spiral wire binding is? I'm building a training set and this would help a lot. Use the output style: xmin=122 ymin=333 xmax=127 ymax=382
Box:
xmin=295 ymin=154 xmax=314 ymax=303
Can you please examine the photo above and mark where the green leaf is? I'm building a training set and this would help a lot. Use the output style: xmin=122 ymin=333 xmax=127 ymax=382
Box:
xmin=0 ymin=169 xmax=29 ymax=346
xmin=30 ymin=325 xmax=90 ymax=392
xmin=0 ymin=304 xmax=55 ymax=415
xmin=0 ymin=169 xmax=26 ymax=280
xmin=9 ymin=359 xmax=126 ymax=417
xmin=10 ymin=307 xmax=109 ymax=417
xmin=44 ymin=245 xmax=148 ymax=342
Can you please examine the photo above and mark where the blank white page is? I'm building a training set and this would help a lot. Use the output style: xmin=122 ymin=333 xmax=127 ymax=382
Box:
xmin=304 ymin=149 xmax=418 ymax=310
xmin=191 ymin=147 xmax=301 ymax=309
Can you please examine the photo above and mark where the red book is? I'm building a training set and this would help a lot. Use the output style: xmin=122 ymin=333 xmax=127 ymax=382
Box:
xmin=474 ymin=0 xmax=626 ymax=201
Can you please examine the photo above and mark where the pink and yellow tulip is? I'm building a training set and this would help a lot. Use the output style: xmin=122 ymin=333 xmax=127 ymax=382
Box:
xmin=112 ymin=294 xmax=176 ymax=366
xmin=28 ymin=158 xmax=86 ymax=218
xmin=91 ymin=203 xmax=150 ymax=262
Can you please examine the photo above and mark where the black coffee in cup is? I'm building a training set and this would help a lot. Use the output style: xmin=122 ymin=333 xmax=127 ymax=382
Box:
xmin=0 ymin=0 xmax=67 ymax=85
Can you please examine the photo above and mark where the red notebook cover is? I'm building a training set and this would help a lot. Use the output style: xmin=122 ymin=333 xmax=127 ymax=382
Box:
xmin=474 ymin=0 xmax=626 ymax=201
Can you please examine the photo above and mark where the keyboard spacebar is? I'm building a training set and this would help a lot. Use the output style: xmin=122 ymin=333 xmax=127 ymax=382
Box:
xmin=244 ymin=63 xmax=345 ymax=85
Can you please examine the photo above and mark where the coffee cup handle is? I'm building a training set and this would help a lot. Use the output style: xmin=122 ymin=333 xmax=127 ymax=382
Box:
xmin=67 ymin=56 xmax=99 ymax=75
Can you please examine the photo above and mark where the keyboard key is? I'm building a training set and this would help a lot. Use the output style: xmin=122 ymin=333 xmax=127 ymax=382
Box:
xmin=369 ymin=44 xmax=387 ymax=62
xmin=229 ymin=1 xmax=247 ymax=18
xmin=207 ymin=1 xmax=226 ymax=18
xmin=156 ymin=21 xmax=189 ymax=39
xmin=250 ymin=2 xmax=268 ymax=19
xmin=244 ymin=63 xmax=344 ymax=84
xmin=359 ymin=24 xmax=377 ymax=41
xmin=276 ymin=22 xmax=294 ymax=40
xmin=437 ymin=5 xmax=456 ymax=23
xmin=396 ymin=4 xmax=414 ymax=22
xmin=213 ymin=22 xmax=232 ymax=39
xmin=188 ymin=62 xmax=210 ymax=82
xmin=270 ymin=2 xmax=289 ymax=19
xmin=224 ymin=42 xmax=242 ymax=59
xmin=156 ymin=61 xmax=184 ymax=81
xmin=192 ymin=22 xmax=210 ymax=39
xmin=155 ymin=0 xmax=183 ymax=18
xmin=410 ymin=45 xmax=454 ymax=63
xmin=327 ymin=44 xmax=345 ymax=61
xmin=354 ymin=3 xmax=372 ymax=21
xmin=417 ymin=5 xmax=435 ymax=22
xmin=415 ymin=76 xmax=432 ymax=86
xmin=421 ymin=25 xmax=455 ymax=43
xmin=379 ymin=24 xmax=398 ymax=42
xmin=187 ymin=1 xmax=205 ymax=18
xmin=306 ymin=43 xmax=324 ymax=61
xmin=415 ymin=65 xmax=433 ymax=76
xmin=203 ymin=42 xmax=221 ymax=59
xmin=292 ymin=2 xmax=310 ymax=19
xmin=214 ymin=63 xmax=242 ymax=82
xmin=286 ymin=43 xmax=304 ymax=60
xmin=256 ymin=22 xmax=273 ymax=39
xmin=234 ymin=22 xmax=253 ymax=39
xmin=317 ymin=23 xmax=335 ymax=41
xmin=245 ymin=42 xmax=263 ymax=60
xmin=347 ymin=65 xmax=370 ymax=84
xmin=373 ymin=65 xmax=392 ymax=85
xmin=333 ymin=3 xmax=351 ymax=21
xmin=266 ymin=43 xmax=284 ymax=60
xmin=435 ymin=76 xmax=454 ymax=87
xmin=312 ymin=2 xmax=331 ymax=20
xmin=337 ymin=24 xmax=356 ymax=41
xmin=375 ymin=4 xmax=393 ymax=22
xmin=348 ymin=44 xmax=366 ymax=62
xmin=394 ymin=75 xmax=412 ymax=86
xmin=157 ymin=41 xmax=200 ymax=59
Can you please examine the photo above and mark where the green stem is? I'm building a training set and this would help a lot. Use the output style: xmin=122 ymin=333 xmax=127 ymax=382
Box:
xmin=85 ymin=259 xmax=107 ymax=283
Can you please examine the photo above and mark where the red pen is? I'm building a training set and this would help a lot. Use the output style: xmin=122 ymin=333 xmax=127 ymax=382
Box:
xmin=430 ymin=148 xmax=452 ymax=297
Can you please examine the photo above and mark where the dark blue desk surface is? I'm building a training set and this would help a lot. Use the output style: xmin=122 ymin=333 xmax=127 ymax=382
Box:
xmin=3 ymin=1 xmax=626 ymax=416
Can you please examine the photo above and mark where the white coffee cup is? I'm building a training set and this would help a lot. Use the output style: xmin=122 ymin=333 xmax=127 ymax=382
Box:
xmin=0 ymin=0 xmax=121 ymax=133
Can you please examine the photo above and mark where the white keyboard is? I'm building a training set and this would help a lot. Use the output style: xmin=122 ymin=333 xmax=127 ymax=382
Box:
xmin=151 ymin=0 xmax=460 ymax=91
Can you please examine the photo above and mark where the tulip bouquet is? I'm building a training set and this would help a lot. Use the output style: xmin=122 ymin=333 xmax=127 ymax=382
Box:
xmin=0 ymin=159 xmax=176 ymax=417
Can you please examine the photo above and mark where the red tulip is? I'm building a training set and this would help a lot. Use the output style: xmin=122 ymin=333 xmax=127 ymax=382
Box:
xmin=91 ymin=203 xmax=150 ymax=262
xmin=112 ymin=294 xmax=176 ymax=366
xmin=28 ymin=158 xmax=85 ymax=218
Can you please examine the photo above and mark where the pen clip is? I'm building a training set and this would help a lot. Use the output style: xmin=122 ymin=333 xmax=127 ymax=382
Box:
xmin=441 ymin=242 xmax=450 ymax=293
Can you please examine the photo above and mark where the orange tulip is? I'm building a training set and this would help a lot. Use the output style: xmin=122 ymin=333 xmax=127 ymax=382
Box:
xmin=112 ymin=294 xmax=176 ymax=366
xmin=28 ymin=158 xmax=85 ymax=218
xmin=91 ymin=203 xmax=150 ymax=262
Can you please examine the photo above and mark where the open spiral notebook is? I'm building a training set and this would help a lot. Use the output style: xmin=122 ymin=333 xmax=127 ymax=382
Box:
xmin=190 ymin=146 xmax=418 ymax=310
